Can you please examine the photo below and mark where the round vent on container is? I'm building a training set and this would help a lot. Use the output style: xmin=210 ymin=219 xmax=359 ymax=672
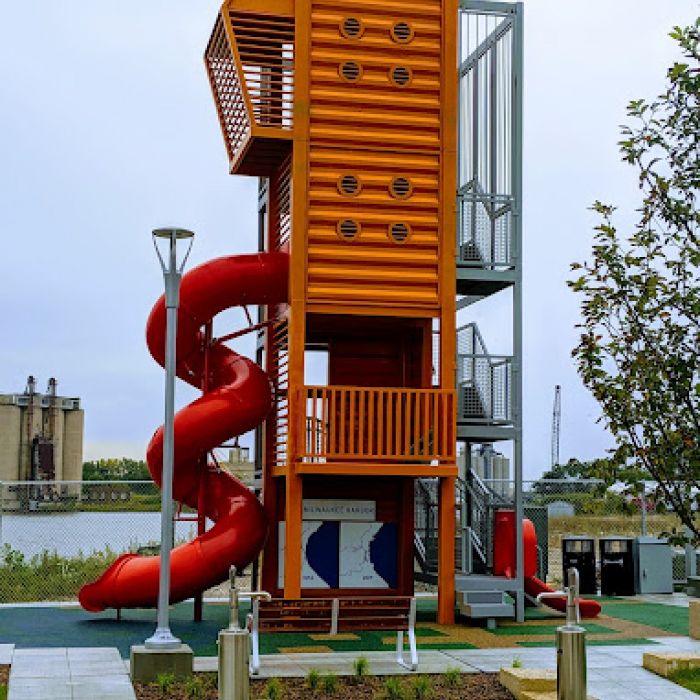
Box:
xmin=391 ymin=21 xmax=414 ymax=43
xmin=389 ymin=177 xmax=412 ymax=199
xmin=389 ymin=222 xmax=411 ymax=243
xmin=340 ymin=61 xmax=362 ymax=82
xmin=337 ymin=219 xmax=361 ymax=241
xmin=338 ymin=174 xmax=361 ymax=196
xmin=390 ymin=65 xmax=412 ymax=87
xmin=340 ymin=17 xmax=364 ymax=39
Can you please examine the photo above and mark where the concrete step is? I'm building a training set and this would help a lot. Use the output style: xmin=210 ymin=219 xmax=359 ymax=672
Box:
xmin=455 ymin=573 xmax=517 ymax=592
xmin=457 ymin=589 xmax=514 ymax=624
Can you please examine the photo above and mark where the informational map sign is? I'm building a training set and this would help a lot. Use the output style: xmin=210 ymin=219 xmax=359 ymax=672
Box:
xmin=278 ymin=519 xmax=397 ymax=589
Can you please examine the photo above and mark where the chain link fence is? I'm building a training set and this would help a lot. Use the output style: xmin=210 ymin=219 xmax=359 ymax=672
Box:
xmin=520 ymin=479 xmax=687 ymax=588
xmin=0 ymin=480 xmax=252 ymax=604
xmin=0 ymin=478 xmax=693 ymax=604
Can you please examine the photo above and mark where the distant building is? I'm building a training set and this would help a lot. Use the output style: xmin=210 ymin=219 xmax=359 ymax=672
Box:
xmin=0 ymin=376 xmax=83 ymax=482
xmin=546 ymin=500 xmax=576 ymax=518
xmin=219 ymin=443 xmax=255 ymax=486
xmin=458 ymin=444 xmax=511 ymax=498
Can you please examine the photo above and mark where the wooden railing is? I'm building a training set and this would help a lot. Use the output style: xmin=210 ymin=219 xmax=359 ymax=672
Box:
xmin=299 ymin=386 xmax=456 ymax=465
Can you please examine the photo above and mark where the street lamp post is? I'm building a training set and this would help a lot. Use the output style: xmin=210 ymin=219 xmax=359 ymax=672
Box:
xmin=145 ymin=227 xmax=194 ymax=650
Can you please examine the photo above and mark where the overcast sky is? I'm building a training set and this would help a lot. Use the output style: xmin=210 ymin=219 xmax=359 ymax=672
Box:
xmin=0 ymin=1 xmax=697 ymax=480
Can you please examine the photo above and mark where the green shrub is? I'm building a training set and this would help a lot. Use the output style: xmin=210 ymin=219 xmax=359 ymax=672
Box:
xmin=184 ymin=675 xmax=204 ymax=698
xmin=322 ymin=672 xmax=338 ymax=694
xmin=0 ymin=545 xmax=121 ymax=603
xmin=306 ymin=668 xmax=321 ymax=690
xmin=155 ymin=672 xmax=176 ymax=695
xmin=382 ymin=677 xmax=405 ymax=700
xmin=264 ymin=677 xmax=283 ymax=700
xmin=443 ymin=667 xmax=461 ymax=687
xmin=410 ymin=675 xmax=431 ymax=700
xmin=353 ymin=656 xmax=370 ymax=679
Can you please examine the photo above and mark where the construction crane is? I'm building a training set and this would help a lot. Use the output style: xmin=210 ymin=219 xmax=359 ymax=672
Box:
xmin=551 ymin=385 xmax=561 ymax=468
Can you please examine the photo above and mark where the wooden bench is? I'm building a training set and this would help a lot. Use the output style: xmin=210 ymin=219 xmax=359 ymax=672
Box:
xmin=247 ymin=596 xmax=418 ymax=674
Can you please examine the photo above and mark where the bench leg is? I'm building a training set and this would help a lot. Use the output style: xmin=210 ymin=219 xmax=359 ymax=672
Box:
xmin=396 ymin=631 xmax=418 ymax=672
xmin=249 ymin=629 xmax=260 ymax=675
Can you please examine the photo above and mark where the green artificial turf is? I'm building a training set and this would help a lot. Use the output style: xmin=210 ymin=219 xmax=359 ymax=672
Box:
xmin=600 ymin=601 xmax=689 ymax=635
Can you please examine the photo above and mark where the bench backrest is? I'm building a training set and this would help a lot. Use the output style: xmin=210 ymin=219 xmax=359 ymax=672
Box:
xmin=255 ymin=598 xmax=334 ymax=633
xmin=337 ymin=597 xmax=412 ymax=632
xmin=254 ymin=596 xmax=414 ymax=634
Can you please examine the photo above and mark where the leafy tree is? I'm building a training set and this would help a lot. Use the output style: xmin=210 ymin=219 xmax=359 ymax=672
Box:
xmin=82 ymin=458 xmax=150 ymax=481
xmin=569 ymin=20 xmax=700 ymax=541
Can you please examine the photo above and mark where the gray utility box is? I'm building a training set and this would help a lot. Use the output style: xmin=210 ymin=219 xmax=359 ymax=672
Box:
xmin=634 ymin=536 xmax=673 ymax=594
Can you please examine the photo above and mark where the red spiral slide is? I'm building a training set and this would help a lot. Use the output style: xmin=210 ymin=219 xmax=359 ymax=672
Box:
xmin=79 ymin=252 xmax=288 ymax=612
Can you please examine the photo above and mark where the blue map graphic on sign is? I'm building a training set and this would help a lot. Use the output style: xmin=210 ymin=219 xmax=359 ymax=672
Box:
xmin=369 ymin=523 xmax=398 ymax=588
xmin=305 ymin=521 xmax=340 ymax=588
xmin=339 ymin=522 xmax=398 ymax=589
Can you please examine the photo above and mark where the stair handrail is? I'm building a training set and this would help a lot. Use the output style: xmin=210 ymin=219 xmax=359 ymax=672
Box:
xmin=413 ymin=478 xmax=438 ymax=577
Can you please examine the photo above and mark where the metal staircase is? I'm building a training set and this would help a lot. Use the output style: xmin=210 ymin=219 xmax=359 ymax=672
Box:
xmin=448 ymin=0 xmax=524 ymax=622
xmin=414 ymin=472 xmax=515 ymax=626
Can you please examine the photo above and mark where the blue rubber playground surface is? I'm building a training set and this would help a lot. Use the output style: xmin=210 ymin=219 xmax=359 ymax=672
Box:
xmin=0 ymin=598 xmax=689 ymax=658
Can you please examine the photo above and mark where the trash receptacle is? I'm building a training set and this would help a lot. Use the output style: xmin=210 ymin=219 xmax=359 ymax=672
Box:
xmin=562 ymin=536 xmax=597 ymax=595
xmin=634 ymin=536 xmax=673 ymax=594
xmin=599 ymin=537 xmax=635 ymax=596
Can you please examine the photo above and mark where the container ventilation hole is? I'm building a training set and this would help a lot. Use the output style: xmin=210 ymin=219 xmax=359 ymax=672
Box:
xmin=338 ymin=174 xmax=361 ymax=196
xmin=390 ymin=177 xmax=412 ymax=199
xmin=340 ymin=61 xmax=362 ymax=82
xmin=390 ymin=66 xmax=411 ymax=87
xmin=338 ymin=219 xmax=360 ymax=241
xmin=341 ymin=17 xmax=363 ymax=39
xmin=389 ymin=222 xmax=410 ymax=243
xmin=391 ymin=21 xmax=414 ymax=43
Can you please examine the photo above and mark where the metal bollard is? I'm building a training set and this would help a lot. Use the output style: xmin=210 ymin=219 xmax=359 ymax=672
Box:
xmin=218 ymin=566 xmax=272 ymax=700
xmin=218 ymin=566 xmax=250 ymax=700
xmin=556 ymin=568 xmax=587 ymax=700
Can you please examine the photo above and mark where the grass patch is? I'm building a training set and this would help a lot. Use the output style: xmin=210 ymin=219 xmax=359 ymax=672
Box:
xmin=670 ymin=667 xmax=700 ymax=694
xmin=547 ymin=514 xmax=681 ymax=545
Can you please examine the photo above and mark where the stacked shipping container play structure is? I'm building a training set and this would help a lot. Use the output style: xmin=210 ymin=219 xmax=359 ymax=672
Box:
xmin=205 ymin=0 xmax=523 ymax=624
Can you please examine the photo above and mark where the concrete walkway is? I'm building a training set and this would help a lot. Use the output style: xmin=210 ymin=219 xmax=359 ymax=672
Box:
xmin=6 ymin=647 xmax=135 ymax=700
xmin=4 ymin=636 xmax=700 ymax=699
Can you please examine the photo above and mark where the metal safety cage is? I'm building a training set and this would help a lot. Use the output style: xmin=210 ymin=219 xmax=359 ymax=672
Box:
xmin=457 ymin=2 xmax=521 ymax=269
xmin=456 ymin=323 xmax=512 ymax=424
xmin=205 ymin=4 xmax=295 ymax=176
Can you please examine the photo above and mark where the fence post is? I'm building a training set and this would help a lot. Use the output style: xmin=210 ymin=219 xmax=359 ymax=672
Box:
xmin=686 ymin=528 xmax=697 ymax=581
xmin=640 ymin=492 xmax=647 ymax=537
